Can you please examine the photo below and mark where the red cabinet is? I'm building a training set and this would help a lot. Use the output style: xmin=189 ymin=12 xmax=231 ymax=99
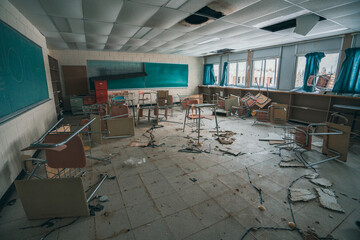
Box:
xmin=94 ymin=80 xmax=108 ymax=103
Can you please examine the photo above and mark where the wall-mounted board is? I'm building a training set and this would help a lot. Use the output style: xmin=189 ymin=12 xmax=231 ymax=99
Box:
xmin=0 ymin=20 xmax=48 ymax=122
xmin=87 ymin=60 xmax=188 ymax=90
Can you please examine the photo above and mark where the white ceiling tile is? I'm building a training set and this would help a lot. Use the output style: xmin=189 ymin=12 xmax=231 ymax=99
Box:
xmin=143 ymin=40 xmax=167 ymax=48
xmin=107 ymin=35 xmax=129 ymax=45
xmin=83 ymin=0 xmax=123 ymax=22
xmin=68 ymin=19 xmax=85 ymax=34
xmin=307 ymin=20 xmax=347 ymax=36
xmin=87 ymin=43 xmax=105 ymax=50
xmin=150 ymin=30 xmax=185 ymax=41
xmin=157 ymin=41 xmax=184 ymax=49
xmin=46 ymin=37 xmax=69 ymax=49
xmin=179 ymin=0 xmax=213 ymax=13
xmin=333 ymin=12 xmax=360 ymax=29
xmin=60 ymin=32 xmax=86 ymax=42
xmin=211 ymin=25 xmax=253 ymax=38
xmin=145 ymin=7 xmax=190 ymax=29
xmin=133 ymin=27 xmax=152 ymax=38
xmin=51 ymin=17 xmax=71 ymax=32
xmin=111 ymin=23 xmax=140 ymax=37
xmin=105 ymin=43 xmax=123 ymax=50
xmin=318 ymin=1 xmax=360 ymax=19
xmin=126 ymin=38 xmax=149 ymax=46
xmin=116 ymin=1 xmax=159 ymax=26
xmin=84 ymin=21 xmax=114 ymax=35
xmin=9 ymin=0 xmax=47 ymax=15
xmin=41 ymin=31 xmax=62 ymax=38
xmin=169 ymin=19 xmax=212 ymax=33
xmin=86 ymin=34 xmax=109 ymax=44
xmin=190 ymin=20 xmax=237 ymax=35
xmin=24 ymin=14 xmax=58 ymax=32
xmin=67 ymin=42 xmax=78 ymax=49
xmin=142 ymin=28 xmax=164 ymax=40
xmin=39 ymin=0 xmax=83 ymax=18
xmin=171 ymin=33 xmax=203 ymax=43
xmin=166 ymin=0 xmax=188 ymax=9
xmin=135 ymin=46 xmax=154 ymax=53
xmin=131 ymin=0 xmax=168 ymax=7
xmin=76 ymin=42 xmax=87 ymax=49
xmin=298 ymin=0 xmax=359 ymax=12
xmin=223 ymin=0 xmax=292 ymax=24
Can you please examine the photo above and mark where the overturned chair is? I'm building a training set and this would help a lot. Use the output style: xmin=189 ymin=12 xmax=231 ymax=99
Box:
xmin=17 ymin=118 xmax=107 ymax=220
xmin=277 ymin=114 xmax=350 ymax=168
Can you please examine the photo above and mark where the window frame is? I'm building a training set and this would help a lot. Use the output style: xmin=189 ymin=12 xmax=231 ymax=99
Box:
xmin=226 ymin=60 xmax=247 ymax=87
xmin=250 ymin=57 xmax=279 ymax=89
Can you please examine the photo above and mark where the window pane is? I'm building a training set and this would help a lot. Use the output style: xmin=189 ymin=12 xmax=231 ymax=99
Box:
xmin=295 ymin=56 xmax=306 ymax=88
xmin=265 ymin=59 xmax=276 ymax=88
xmin=237 ymin=62 xmax=246 ymax=86
xmin=252 ymin=60 xmax=263 ymax=87
xmin=228 ymin=63 xmax=237 ymax=85
xmin=213 ymin=64 xmax=219 ymax=84
xmin=318 ymin=53 xmax=339 ymax=89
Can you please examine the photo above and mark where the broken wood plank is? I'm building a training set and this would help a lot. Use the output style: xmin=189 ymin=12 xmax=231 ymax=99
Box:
xmin=269 ymin=140 xmax=285 ymax=145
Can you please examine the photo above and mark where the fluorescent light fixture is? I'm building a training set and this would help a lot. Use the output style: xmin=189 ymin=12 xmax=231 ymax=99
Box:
xmin=197 ymin=37 xmax=220 ymax=45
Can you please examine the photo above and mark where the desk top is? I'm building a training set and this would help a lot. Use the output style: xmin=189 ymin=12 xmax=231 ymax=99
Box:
xmin=333 ymin=104 xmax=360 ymax=111
xmin=192 ymin=103 xmax=216 ymax=108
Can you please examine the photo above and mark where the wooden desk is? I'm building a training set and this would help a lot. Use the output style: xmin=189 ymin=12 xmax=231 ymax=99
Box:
xmin=333 ymin=104 xmax=360 ymax=130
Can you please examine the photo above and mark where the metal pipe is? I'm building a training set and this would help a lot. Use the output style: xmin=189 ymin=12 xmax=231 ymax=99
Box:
xmin=32 ymin=118 xmax=64 ymax=145
xmin=87 ymin=174 xmax=108 ymax=202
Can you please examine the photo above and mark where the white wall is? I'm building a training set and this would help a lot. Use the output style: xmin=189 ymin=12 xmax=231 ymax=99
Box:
xmin=0 ymin=0 xmax=57 ymax=198
xmin=50 ymin=50 xmax=204 ymax=107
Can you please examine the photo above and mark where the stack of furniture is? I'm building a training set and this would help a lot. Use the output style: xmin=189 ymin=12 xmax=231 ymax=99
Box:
xmin=94 ymin=80 xmax=108 ymax=103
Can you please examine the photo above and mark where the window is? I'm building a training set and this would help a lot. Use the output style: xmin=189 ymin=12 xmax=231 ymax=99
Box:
xmin=295 ymin=53 xmax=339 ymax=89
xmin=213 ymin=64 xmax=219 ymax=84
xmin=227 ymin=61 xmax=247 ymax=86
xmin=252 ymin=58 xmax=279 ymax=88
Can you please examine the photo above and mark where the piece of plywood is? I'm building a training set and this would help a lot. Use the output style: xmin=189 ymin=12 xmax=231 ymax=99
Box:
xmin=107 ymin=117 xmax=135 ymax=137
xmin=90 ymin=114 xmax=102 ymax=144
xmin=270 ymin=103 xmax=288 ymax=124
xmin=322 ymin=122 xmax=350 ymax=162
xmin=255 ymin=93 xmax=271 ymax=108
xmin=62 ymin=66 xmax=89 ymax=95
xmin=15 ymin=178 xmax=89 ymax=220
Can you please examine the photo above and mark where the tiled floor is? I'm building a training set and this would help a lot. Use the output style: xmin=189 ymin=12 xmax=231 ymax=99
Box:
xmin=0 ymin=108 xmax=359 ymax=240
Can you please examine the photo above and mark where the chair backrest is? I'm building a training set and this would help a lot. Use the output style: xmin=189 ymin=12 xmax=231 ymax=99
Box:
xmin=111 ymin=104 xmax=129 ymax=117
xmin=44 ymin=134 xmax=86 ymax=168
xmin=295 ymin=126 xmax=312 ymax=151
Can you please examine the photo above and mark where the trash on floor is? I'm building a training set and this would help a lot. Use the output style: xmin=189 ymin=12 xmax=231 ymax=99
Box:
xmin=218 ymin=137 xmax=235 ymax=144
xmin=315 ymin=188 xmax=344 ymax=213
xmin=269 ymin=140 xmax=285 ymax=145
xmin=305 ymin=173 xmax=319 ymax=179
xmin=290 ymin=188 xmax=316 ymax=202
xmin=259 ymin=132 xmax=283 ymax=141
xmin=310 ymin=178 xmax=332 ymax=188
xmin=123 ymin=158 xmax=146 ymax=167
xmin=217 ymin=147 xmax=243 ymax=156
xmin=129 ymin=141 xmax=150 ymax=147
xmin=280 ymin=161 xmax=305 ymax=167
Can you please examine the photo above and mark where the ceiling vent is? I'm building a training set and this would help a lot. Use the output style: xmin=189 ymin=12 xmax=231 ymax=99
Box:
xmin=261 ymin=14 xmax=325 ymax=35
xmin=210 ymin=48 xmax=234 ymax=54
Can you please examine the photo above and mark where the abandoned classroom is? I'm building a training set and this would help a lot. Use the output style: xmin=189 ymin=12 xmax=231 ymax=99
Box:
xmin=0 ymin=0 xmax=360 ymax=239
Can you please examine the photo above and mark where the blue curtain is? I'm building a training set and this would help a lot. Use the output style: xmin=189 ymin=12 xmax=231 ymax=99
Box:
xmin=220 ymin=62 xmax=228 ymax=86
xmin=333 ymin=48 xmax=360 ymax=94
xmin=203 ymin=64 xmax=216 ymax=85
xmin=302 ymin=52 xmax=325 ymax=92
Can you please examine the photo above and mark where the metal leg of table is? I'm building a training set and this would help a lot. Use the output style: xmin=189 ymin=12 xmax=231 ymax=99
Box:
xmin=351 ymin=112 xmax=357 ymax=131
xmin=183 ymin=107 xmax=188 ymax=132
xmin=214 ymin=106 xmax=219 ymax=138
xmin=198 ymin=107 xmax=201 ymax=145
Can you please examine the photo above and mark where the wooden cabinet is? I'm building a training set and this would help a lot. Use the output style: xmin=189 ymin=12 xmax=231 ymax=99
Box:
xmin=48 ymin=56 xmax=63 ymax=117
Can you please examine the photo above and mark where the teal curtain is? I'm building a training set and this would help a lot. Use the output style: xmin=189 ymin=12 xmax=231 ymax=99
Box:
xmin=333 ymin=48 xmax=360 ymax=94
xmin=203 ymin=64 xmax=216 ymax=85
xmin=303 ymin=52 xmax=325 ymax=92
xmin=220 ymin=62 xmax=228 ymax=86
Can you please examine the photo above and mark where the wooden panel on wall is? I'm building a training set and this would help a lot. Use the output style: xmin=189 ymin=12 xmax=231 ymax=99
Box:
xmin=62 ymin=66 xmax=89 ymax=95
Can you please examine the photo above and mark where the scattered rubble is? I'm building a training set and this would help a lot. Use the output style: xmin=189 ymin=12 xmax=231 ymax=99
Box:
xmin=316 ymin=188 xmax=344 ymax=213
xmin=310 ymin=178 xmax=332 ymax=188
xmin=280 ymin=161 xmax=304 ymax=167
xmin=305 ymin=173 xmax=319 ymax=179
xmin=290 ymin=188 xmax=316 ymax=202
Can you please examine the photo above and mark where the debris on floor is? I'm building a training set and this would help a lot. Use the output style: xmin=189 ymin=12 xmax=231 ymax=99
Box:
xmin=280 ymin=161 xmax=304 ymax=167
xmin=315 ymin=188 xmax=344 ymax=213
xmin=310 ymin=178 xmax=332 ymax=188
xmin=305 ymin=173 xmax=319 ymax=179
xmin=217 ymin=147 xmax=243 ymax=156
xmin=214 ymin=131 xmax=237 ymax=145
xmin=123 ymin=158 xmax=146 ymax=167
xmin=189 ymin=177 xmax=197 ymax=183
xmin=269 ymin=140 xmax=285 ymax=145
xmin=290 ymin=188 xmax=316 ymax=202
xmin=178 ymin=147 xmax=202 ymax=154
xmin=312 ymin=141 xmax=323 ymax=148
xmin=129 ymin=141 xmax=150 ymax=147
xmin=259 ymin=132 xmax=283 ymax=141
xmin=218 ymin=137 xmax=235 ymax=144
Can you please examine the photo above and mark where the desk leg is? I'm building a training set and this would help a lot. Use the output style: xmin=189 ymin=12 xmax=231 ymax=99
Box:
xmin=131 ymin=100 xmax=136 ymax=126
xmin=198 ymin=107 xmax=201 ymax=145
xmin=183 ymin=107 xmax=188 ymax=132
xmin=214 ymin=106 xmax=219 ymax=138
xmin=351 ymin=112 xmax=357 ymax=131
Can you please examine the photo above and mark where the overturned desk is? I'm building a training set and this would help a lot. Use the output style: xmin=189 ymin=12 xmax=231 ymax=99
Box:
xmin=183 ymin=103 xmax=219 ymax=145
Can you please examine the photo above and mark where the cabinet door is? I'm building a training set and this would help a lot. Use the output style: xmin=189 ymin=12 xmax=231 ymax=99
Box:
xmin=62 ymin=66 xmax=89 ymax=95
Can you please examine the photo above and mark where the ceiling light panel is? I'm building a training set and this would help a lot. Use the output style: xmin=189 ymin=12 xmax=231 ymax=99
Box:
xmin=116 ymin=1 xmax=159 ymax=26
xmin=68 ymin=19 xmax=85 ymax=34
xmin=150 ymin=30 xmax=185 ymax=41
xmin=84 ymin=21 xmax=114 ymax=35
xmin=145 ymin=7 xmax=190 ymax=29
xmin=223 ymin=0 xmax=291 ymax=24
xmin=39 ymin=0 xmax=83 ymax=18
xmin=86 ymin=34 xmax=109 ymax=44
xmin=51 ymin=17 xmax=71 ymax=32
xmin=166 ymin=0 xmax=188 ymax=9
xmin=9 ymin=0 xmax=47 ymax=15
xmin=110 ymin=24 xmax=140 ymax=38
xmin=60 ymin=32 xmax=86 ymax=42
xmin=83 ymin=0 xmax=123 ymax=22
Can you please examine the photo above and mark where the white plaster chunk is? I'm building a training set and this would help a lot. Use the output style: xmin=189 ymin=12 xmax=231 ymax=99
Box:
xmin=310 ymin=178 xmax=332 ymax=188
xmin=280 ymin=161 xmax=304 ymax=167
xmin=290 ymin=188 xmax=316 ymax=202
xmin=305 ymin=173 xmax=319 ymax=179
xmin=316 ymin=188 xmax=344 ymax=213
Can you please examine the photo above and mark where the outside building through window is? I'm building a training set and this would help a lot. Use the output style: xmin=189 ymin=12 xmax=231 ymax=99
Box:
xmin=252 ymin=58 xmax=279 ymax=88
xmin=213 ymin=64 xmax=219 ymax=84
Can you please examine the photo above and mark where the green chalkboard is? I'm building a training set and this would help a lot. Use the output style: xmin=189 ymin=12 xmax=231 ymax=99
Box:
xmin=87 ymin=60 xmax=188 ymax=89
xmin=0 ymin=20 xmax=48 ymax=121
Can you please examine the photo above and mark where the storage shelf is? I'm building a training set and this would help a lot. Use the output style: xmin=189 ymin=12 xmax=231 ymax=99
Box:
xmin=290 ymin=105 xmax=328 ymax=112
